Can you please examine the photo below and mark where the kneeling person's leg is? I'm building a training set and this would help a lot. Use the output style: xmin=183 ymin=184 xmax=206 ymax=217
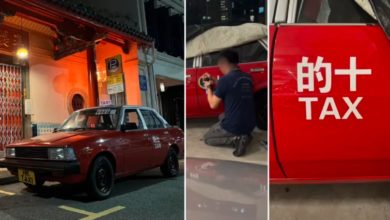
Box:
xmin=204 ymin=123 xmax=235 ymax=146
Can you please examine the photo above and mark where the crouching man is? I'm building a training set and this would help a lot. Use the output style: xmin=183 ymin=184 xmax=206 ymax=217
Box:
xmin=202 ymin=50 xmax=256 ymax=157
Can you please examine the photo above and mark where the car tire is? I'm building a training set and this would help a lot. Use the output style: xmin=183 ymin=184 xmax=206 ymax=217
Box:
xmin=160 ymin=149 xmax=179 ymax=177
xmin=255 ymin=90 xmax=268 ymax=130
xmin=86 ymin=156 xmax=114 ymax=200
xmin=24 ymin=178 xmax=45 ymax=192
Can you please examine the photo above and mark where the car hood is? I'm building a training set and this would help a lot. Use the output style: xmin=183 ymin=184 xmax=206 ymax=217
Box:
xmin=9 ymin=130 xmax=110 ymax=147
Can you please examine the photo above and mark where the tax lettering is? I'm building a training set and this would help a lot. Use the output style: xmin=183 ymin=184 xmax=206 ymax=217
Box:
xmin=297 ymin=56 xmax=371 ymax=120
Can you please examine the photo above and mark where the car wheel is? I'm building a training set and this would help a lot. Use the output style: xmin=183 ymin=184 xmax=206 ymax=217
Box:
xmin=86 ymin=156 xmax=114 ymax=200
xmin=255 ymin=90 xmax=267 ymax=130
xmin=160 ymin=149 xmax=179 ymax=177
xmin=24 ymin=178 xmax=45 ymax=192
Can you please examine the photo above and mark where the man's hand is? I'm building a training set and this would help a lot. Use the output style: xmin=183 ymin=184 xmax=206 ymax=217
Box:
xmin=202 ymin=73 xmax=214 ymax=89
xmin=202 ymin=73 xmax=222 ymax=109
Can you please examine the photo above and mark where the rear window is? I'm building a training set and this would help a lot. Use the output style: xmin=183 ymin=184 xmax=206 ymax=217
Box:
xmin=202 ymin=41 xmax=267 ymax=67
xmin=296 ymin=0 xmax=376 ymax=23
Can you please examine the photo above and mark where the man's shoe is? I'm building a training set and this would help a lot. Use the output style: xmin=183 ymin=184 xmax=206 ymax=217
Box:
xmin=233 ymin=135 xmax=251 ymax=157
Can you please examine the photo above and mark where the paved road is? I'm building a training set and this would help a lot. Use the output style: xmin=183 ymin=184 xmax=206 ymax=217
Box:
xmin=187 ymin=118 xmax=267 ymax=165
xmin=0 ymin=162 xmax=184 ymax=220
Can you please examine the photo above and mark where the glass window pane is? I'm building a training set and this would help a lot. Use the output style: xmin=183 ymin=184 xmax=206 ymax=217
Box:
xmin=297 ymin=0 xmax=376 ymax=23
xmin=151 ymin=112 xmax=164 ymax=128
xmin=141 ymin=110 xmax=157 ymax=129
xmin=124 ymin=109 xmax=143 ymax=129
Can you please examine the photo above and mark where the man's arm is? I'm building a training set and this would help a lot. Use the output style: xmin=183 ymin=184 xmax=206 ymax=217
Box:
xmin=206 ymin=86 xmax=222 ymax=109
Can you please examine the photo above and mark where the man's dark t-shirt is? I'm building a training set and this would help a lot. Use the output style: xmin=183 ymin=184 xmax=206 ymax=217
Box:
xmin=214 ymin=69 xmax=256 ymax=135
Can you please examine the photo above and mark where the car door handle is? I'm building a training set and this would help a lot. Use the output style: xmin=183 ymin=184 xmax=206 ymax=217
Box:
xmin=163 ymin=131 xmax=169 ymax=135
xmin=250 ymin=68 xmax=265 ymax=73
xmin=144 ymin=133 xmax=150 ymax=138
xmin=186 ymin=74 xmax=192 ymax=79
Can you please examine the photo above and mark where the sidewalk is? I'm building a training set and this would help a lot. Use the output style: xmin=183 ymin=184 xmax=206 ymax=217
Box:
xmin=0 ymin=151 xmax=17 ymax=185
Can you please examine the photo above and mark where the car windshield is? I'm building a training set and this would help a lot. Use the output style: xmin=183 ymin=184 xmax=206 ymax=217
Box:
xmin=59 ymin=108 xmax=120 ymax=131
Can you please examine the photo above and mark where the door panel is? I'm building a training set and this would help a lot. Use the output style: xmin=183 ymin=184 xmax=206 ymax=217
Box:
xmin=186 ymin=67 xmax=200 ymax=118
xmin=146 ymin=129 xmax=171 ymax=167
xmin=272 ymin=24 xmax=390 ymax=179
xmin=139 ymin=109 xmax=170 ymax=167
xmin=270 ymin=24 xmax=286 ymax=181
xmin=196 ymin=66 xmax=225 ymax=118
xmin=122 ymin=109 xmax=150 ymax=172
xmin=240 ymin=61 xmax=268 ymax=92
xmin=120 ymin=130 xmax=150 ymax=173
xmin=270 ymin=127 xmax=285 ymax=180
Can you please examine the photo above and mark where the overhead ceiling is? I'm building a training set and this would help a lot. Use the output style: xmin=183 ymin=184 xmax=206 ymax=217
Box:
xmin=4 ymin=15 xmax=57 ymax=37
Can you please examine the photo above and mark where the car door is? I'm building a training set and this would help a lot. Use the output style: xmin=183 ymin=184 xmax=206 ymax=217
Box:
xmin=140 ymin=109 xmax=171 ymax=167
xmin=186 ymin=57 xmax=200 ymax=118
xmin=196 ymin=41 xmax=268 ymax=118
xmin=235 ymin=41 xmax=268 ymax=92
xmin=272 ymin=0 xmax=390 ymax=180
xmin=122 ymin=108 xmax=150 ymax=173
xmin=196 ymin=54 xmax=225 ymax=118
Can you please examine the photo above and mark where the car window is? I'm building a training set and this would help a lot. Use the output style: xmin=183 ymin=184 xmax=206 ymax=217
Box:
xmin=237 ymin=41 xmax=267 ymax=63
xmin=141 ymin=110 xmax=165 ymax=129
xmin=151 ymin=112 xmax=165 ymax=128
xmin=296 ymin=0 xmax=376 ymax=23
xmin=124 ymin=109 xmax=143 ymax=130
xmin=187 ymin=57 xmax=195 ymax=68
xmin=202 ymin=41 xmax=267 ymax=67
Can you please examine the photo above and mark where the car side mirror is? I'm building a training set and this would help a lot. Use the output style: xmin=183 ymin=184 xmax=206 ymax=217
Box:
xmin=53 ymin=128 xmax=58 ymax=133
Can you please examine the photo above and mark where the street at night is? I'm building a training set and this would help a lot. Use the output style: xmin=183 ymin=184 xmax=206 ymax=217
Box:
xmin=0 ymin=161 xmax=184 ymax=220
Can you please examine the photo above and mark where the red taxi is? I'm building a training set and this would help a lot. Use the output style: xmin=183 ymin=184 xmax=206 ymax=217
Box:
xmin=270 ymin=0 xmax=390 ymax=183
xmin=0 ymin=106 xmax=184 ymax=199
xmin=186 ymin=23 xmax=268 ymax=129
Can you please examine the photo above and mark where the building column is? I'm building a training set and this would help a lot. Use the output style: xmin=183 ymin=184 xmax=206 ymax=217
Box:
xmin=87 ymin=45 xmax=99 ymax=107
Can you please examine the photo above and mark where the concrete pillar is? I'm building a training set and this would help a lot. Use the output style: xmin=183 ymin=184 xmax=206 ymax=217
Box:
xmin=87 ymin=45 xmax=99 ymax=107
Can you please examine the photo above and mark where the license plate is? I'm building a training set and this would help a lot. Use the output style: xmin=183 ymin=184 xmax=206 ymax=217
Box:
xmin=18 ymin=169 xmax=36 ymax=185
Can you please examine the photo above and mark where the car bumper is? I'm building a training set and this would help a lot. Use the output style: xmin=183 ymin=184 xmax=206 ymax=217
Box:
xmin=0 ymin=158 xmax=80 ymax=175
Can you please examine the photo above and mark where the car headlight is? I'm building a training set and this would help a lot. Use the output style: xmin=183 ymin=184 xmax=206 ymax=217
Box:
xmin=5 ymin=148 xmax=15 ymax=158
xmin=48 ymin=147 xmax=77 ymax=161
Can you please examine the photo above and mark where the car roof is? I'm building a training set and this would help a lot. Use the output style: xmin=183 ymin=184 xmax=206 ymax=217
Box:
xmin=74 ymin=105 xmax=157 ymax=113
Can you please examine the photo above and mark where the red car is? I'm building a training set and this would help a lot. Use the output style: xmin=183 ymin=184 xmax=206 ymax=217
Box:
xmin=186 ymin=26 xmax=268 ymax=129
xmin=270 ymin=0 xmax=390 ymax=183
xmin=0 ymin=106 xmax=184 ymax=199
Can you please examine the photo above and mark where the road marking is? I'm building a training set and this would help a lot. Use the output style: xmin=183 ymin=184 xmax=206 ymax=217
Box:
xmin=0 ymin=189 xmax=15 ymax=196
xmin=59 ymin=206 xmax=95 ymax=216
xmin=59 ymin=205 xmax=125 ymax=220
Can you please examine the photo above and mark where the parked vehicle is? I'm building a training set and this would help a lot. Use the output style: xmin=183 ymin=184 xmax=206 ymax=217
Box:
xmin=0 ymin=106 xmax=184 ymax=199
xmin=270 ymin=0 xmax=390 ymax=183
xmin=186 ymin=23 xmax=268 ymax=130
